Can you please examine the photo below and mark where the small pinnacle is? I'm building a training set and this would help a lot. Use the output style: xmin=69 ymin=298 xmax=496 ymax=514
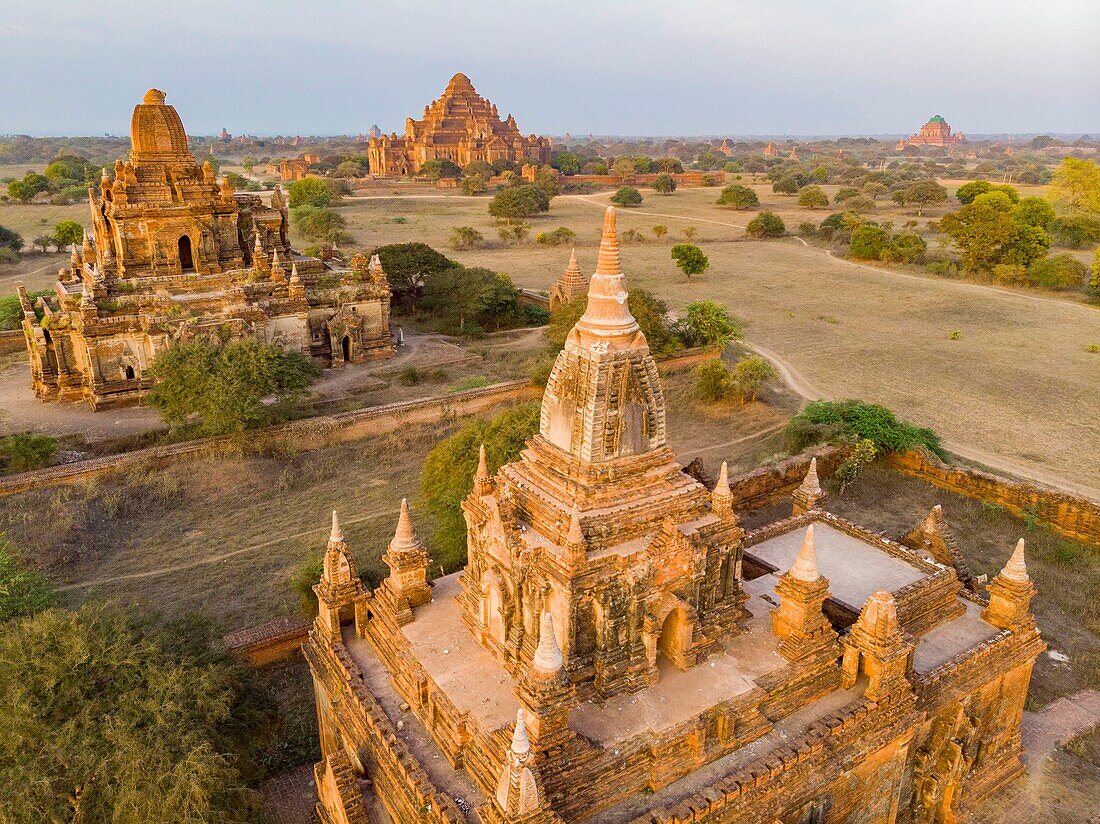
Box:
xmin=1002 ymin=538 xmax=1029 ymax=583
xmin=329 ymin=510 xmax=343 ymax=543
xmin=788 ymin=524 xmax=820 ymax=582
xmin=475 ymin=443 xmax=489 ymax=481
xmin=800 ymin=457 xmax=821 ymax=492
xmin=511 ymin=708 xmax=531 ymax=755
xmin=714 ymin=461 xmax=731 ymax=496
xmin=532 ymin=612 xmax=563 ymax=673
xmin=567 ymin=503 xmax=584 ymax=546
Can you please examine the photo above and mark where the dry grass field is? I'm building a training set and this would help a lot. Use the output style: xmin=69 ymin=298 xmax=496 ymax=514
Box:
xmin=306 ymin=185 xmax=1099 ymax=496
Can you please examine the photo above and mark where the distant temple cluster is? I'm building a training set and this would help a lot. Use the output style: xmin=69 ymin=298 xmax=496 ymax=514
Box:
xmin=901 ymin=115 xmax=966 ymax=149
xmin=18 ymin=90 xmax=393 ymax=410
xmin=367 ymin=73 xmax=552 ymax=178
xmin=305 ymin=208 xmax=1044 ymax=823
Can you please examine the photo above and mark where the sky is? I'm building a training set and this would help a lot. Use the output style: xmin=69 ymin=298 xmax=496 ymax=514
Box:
xmin=0 ymin=0 xmax=1097 ymax=137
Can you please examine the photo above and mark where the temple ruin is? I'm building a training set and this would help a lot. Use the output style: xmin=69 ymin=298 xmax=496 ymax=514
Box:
xmin=305 ymin=208 xmax=1044 ymax=823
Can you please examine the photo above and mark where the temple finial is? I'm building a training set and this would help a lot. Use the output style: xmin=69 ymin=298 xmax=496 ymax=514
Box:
xmin=714 ymin=461 xmax=730 ymax=496
xmin=329 ymin=510 xmax=343 ymax=543
xmin=511 ymin=708 xmax=531 ymax=755
xmin=800 ymin=457 xmax=821 ymax=492
xmin=594 ymin=207 xmax=620 ymax=276
xmin=1001 ymin=538 xmax=1029 ymax=583
xmin=567 ymin=503 xmax=584 ymax=546
xmin=533 ymin=612 xmax=563 ymax=674
xmin=789 ymin=524 xmax=820 ymax=582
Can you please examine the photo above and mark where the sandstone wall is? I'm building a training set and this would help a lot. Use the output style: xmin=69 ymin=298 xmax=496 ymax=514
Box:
xmin=887 ymin=449 xmax=1100 ymax=546
xmin=728 ymin=446 xmax=849 ymax=510
xmin=0 ymin=329 xmax=24 ymax=355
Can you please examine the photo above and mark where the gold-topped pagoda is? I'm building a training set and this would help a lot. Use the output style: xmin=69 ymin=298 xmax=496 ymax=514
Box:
xmin=367 ymin=73 xmax=551 ymax=177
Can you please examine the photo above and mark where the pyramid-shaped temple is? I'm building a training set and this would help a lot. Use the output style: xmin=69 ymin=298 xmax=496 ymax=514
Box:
xmin=367 ymin=73 xmax=551 ymax=178
xmin=305 ymin=208 xmax=1044 ymax=823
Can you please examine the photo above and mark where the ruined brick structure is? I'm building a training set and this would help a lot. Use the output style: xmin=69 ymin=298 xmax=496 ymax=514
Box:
xmin=305 ymin=208 xmax=1044 ymax=823
xmin=19 ymin=90 xmax=393 ymax=409
xmin=367 ymin=73 xmax=551 ymax=178
xmin=548 ymin=248 xmax=588 ymax=311
xmin=905 ymin=116 xmax=966 ymax=148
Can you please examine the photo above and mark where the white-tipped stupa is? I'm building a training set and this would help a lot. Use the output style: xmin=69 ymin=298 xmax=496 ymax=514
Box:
xmin=789 ymin=524 xmax=820 ymax=583
xmin=532 ymin=612 xmax=563 ymax=674
xmin=1002 ymin=538 xmax=1029 ymax=583
xmin=329 ymin=510 xmax=343 ymax=543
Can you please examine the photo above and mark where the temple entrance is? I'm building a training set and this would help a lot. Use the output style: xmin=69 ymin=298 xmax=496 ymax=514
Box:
xmin=341 ymin=335 xmax=351 ymax=363
xmin=124 ymin=366 xmax=135 ymax=381
xmin=178 ymin=236 xmax=194 ymax=272
xmin=657 ymin=607 xmax=687 ymax=666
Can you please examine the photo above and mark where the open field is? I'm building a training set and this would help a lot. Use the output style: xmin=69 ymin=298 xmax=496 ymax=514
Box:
xmin=298 ymin=185 xmax=1099 ymax=496
xmin=0 ymin=369 xmax=795 ymax=630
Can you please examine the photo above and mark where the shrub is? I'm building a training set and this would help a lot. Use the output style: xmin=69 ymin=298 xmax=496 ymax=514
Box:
xmin=523 ymin=304 xmax=550 ymax=326
xmin=797 ymin=185 xmax=829 ymax=210
xmin=849 ymin=225 xmax=890 ymax=260
xmin=535 ymin=227 xmax=576 ymax=246
xmin=291 ymin=206 xmax=347 ymax=243
xmin=0 ymin=536 xmax=56 ymax=622
xmin=0 ymin=433 xmax=58 ymax=474
xmin=992 ymin=264 xmax=1029 ymax=286
xmin=449 ymin=226 xmax=484 ymax=249
xmin=731 ymin=355 xmax=777 ymax=403
xmin=1089 ymin=247 xmax=1100 ymax=300
xmin=672 ymin=300 xmax=743 ymax=348
xmin=694 ymin=359 xmax=734 ymax=403
xmin=1027 ymin=254 xmax=1088 ymax=289
xmin=716 ymin=184 xmax=758 ymax=209
xmin=1050 ymin=215 xmax=1100 ymax=248
xmin=785 ymin=400 xmax=946 ymax=458
xmin=652 ymin=174 xmax=676 ymax=194
xmin=836 ymin=438 xmax=878 ymax=493
xmin=291 ymin=557 xmax=324 ymax=617
xmin=287 ymin=176 xmax=330 ymax=208
xmin=610 ymin=186 xmax=643 ymax=207
xmin=834 ymin=187 xmax=859 ymax=203
xmin=746 ymin=211 xmax=785 ymax=238
xmin=461 ymin=174 xmax=488 ymax=195
xmin=670 ymin=243 xmax=709 ymax=279
xmin=488 ymin=184 xmax=550 ymax=220
xmin=421 ymin=403 xmax=540 ymax=568
xmin=882 ymin=231 xmax=927 ymax=264
xmin=798 ymin=221 xmax=818 ymax=237
xmin=398 ymin=367 xmax=421 ymax=386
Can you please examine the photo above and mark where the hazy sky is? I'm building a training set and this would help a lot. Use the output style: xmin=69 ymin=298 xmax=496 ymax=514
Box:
xmin=1 ymin=0 xmax=1096 ymax=137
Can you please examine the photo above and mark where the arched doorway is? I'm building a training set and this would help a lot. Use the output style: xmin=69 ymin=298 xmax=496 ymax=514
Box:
xmin=657 ymin=607 xmax=687 ymax=666
xmin=124 ymin=365 xmax=135 ymax=381
xmin=341 ymin=336 xmax=351 ymax=362
xmin=178 ymin=236 xmax=194 ymax=272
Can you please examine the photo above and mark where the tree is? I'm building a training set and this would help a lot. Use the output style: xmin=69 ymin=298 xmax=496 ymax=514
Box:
xmin=535 ymin=227 xmax=576 ymax=246
xmin=146 ymin=338 xmax=319 ymax=434
xmin=0 ymin=225 xmax=24 ymax=252
xmin=370 ymin=243 xmax=459 ymax=310
xmin=291 ymin=205 xmax=348 ymax=243
xmin=461 ymin=173 xmax=487 ymax=195
xmin=938 ymin=197 xmax=1019 ymax=272
xmin=287 ymin=177 xmax=330 ymax=208
xmin=849 ymin=225 xmax=890 ymax=260
xmin=772 ymin=175 xmax=800 ymax=195
xmin=0 ymin=603 xmax=269 ymax=822
xmin=550 ymin=152 xmax=581 ymax=175
xmin=652 ymin=224 xmax=669 ymax=240
xmin=656 ymin=157 xmax=684 ymax=174
xmin=612 ymin=157 xmax=636 ymax=182
xmin=694 ymin=358 xmax=735 ymax=402
xmin=417 ymin=158 xmax=461 ymax=181
xmin=1027 ymin=254 xmax=1087 ymax=289
xmin=862 ymin=182 xmax=888 ymax=201
xmin=462 ymin=160 xmax=496 ymax=179
xmin=43 ymin=155 xmax=94 ymax=183
xmin=731 ymin=355 xmax=777 ymax=403
xmin=7 ymin=173 xmax=49 ymax=202
xmin=423 ymin=266 xmax=523 ymax=334
xmin=716 ymin=184 xmax=758 ymax=209
xmin=652 ymin=174 xmax=676 ymax=194
xmin=1001 ymin=223 xmax=1052 ymax=268
xmin=843 ymin=195 xmax=875 ymax=214
xmin=1048 ymin=157 xmax=1100 ymax=215
xmin=797 ymin=185 xmax=829 ymax=210
xmin=1088 ymin=247 xmax=1100 ymax=299
xmin=1013 ymin=197 xmax=1056 ymax=230
xmin=956 ymin=180 xmax=994 ymax=205
xmin=610 ymin=186 xmax=642 ymax=207
xmin=1050 ymin=214 xmax=1100 ymax=248
xmin=897 ymin=180 xmax=948 ymax=215
xmin=746 ymin=211 xmax=785 ymax=238
xmin=882 ymin=232 xmax=927 ymax=264
xmin=32 ymin=235 xmax=54 ymax=253
xmin=421 ymin=403 xmax=540 ymax=567
xmin=449 ymin=226 xmax=484 ymax=249
xmin=673 ymin=300 xmax=743 ymax=348
xmin=488 ymin=184 xmax=550 ymax=220
xmin=670 ymin=243 xmax=709 ymax=279
xmin=834 ymin=187 xmax=859 ymax=203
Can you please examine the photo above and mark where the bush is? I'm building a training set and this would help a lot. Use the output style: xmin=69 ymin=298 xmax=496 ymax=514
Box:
xmin=449 ymin=226 xmax=484 ymax=249
xmin=694 ymin=359 xmax=734 ymax=402
xmin=716 ymin=184 xmax=758 ymax=209
xmin=731 ymin=355 xmax=777 ymax=403
xmin=673 ymin=300 xmax=743 ymax=348
xmin=0 ymin=536 xmax=56 ymax=622
xmin=881 ymin=232 xmax=927 ymax=264
xmin=670 ymin=243 xmax=709 ymax=279
xmin=1050 ymin=215 xmax=1100 ymax=248
xmin=785 ymin=400 xmax=946 ymax=458
xmin=488 ymin=184 xmax=550 ymax=220
xmin=0 ymin=433 xmax=58 ymax=474
xmin=1027 ymin=254 xmax=1088 ymax=289
xmin=836 ymin=438 xmax=878 ymax=493
xmin=461 ymin=174 xmax=488 ymax=195
xmin=610 ymin=186 xmax=643 ymax=207
xmin=849 ymin=224 xmax=890 ymax=260
xmin=797 ymin=185 xmax=829 ymax=210
xmin=291 ymin=205 xmax=347 ymax=243
xmin=417 ymin=158 xmax=461 ymax=181
xmin=652 ymin=174 xmax=676 ymax=194
xmin=535 ymin=227 xmax=576 ymax=246
xmin=746 ymin=211 xmax=785 ymax=238
xmin=421 ymin=403 xmax=540 ymax=568
xmin=0 ymin=604 xmax=271 ymax=821
xmin=287 ymin=176 xmax=330 ymax=208
xmin=291 ymin=557 xmax=324 ymax=617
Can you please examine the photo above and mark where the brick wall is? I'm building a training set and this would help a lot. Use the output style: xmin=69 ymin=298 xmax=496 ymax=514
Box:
xmin=0 ymin=329 xmax=24 ymax=355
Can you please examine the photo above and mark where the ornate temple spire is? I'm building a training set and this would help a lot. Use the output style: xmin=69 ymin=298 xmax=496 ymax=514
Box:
xmin=532 ymin=612 xmax=564 ymax=675
xmin=510 ymin=708 xmax=531 ymax=755
xmin=219 ymin=173 xmax=233 ymax=204
xmin=712 ymin=460 xmax=733 ymax=517
xmin=314 ymin=508 xmax=365 ymax=641
xmin=841 ymin=589 xmax=913 ymax=700
xmin=329 ymin=509 xmax=343 ymax=544
xmin=1001 ymin=538 xmax=1028 ymax=583
xmin=982 ymin=537 xmax=1037 ymax=632
xmin=270 ymin=248 xmax=286 ymax=282
xmin=288 ymin=263 xmax=305 ymax=301
xmin=549 ymin=246 xmax=589 ymax=309
xmin=495 ymin=708 xmax=544 ymax=817
xmin=389 ymin=498 xmax=422 ymax=554
xmin=473 ymin=444 xmax=492 ymax=496
xmin=253 ymin=232 xmax=268 ymax=272
xmin=573 ymin=208 xmax=641 ymax=345
xmin=792 ymin=457 xmax=826 ymax=515
xmin=382 ymin=499 xmax=432 ymax=624
xmin=367 ymin=253 xmax=389 ymax=287
xmin=789 ymin=525 xmax=820 ymax=582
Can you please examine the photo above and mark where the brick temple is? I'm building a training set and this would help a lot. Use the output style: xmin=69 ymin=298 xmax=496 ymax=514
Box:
xmin=367 ymin=73 xmax=551 ymax=178
xmin=305 ymin=208 xmax=1044 ymax=823
xmin=18 ymin=90 xmax=393 ymax=410
xmin=903 ymin=116 xmax=966 ymax=149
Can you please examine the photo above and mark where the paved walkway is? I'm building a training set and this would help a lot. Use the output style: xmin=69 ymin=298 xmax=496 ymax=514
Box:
xmin=261 ymin=764 xmax=317 ymax=824
xmin=1021 ymin=689 xmax=1100 ymax=770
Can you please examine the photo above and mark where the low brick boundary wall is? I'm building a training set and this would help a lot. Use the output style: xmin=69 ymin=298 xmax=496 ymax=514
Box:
xmin=223 ymin=615 xmax=311 ymax=667
xmin=728 ymin=446 xmax=849 ymax=510
xmin=887 ymin=449 xmax=1100 ymax=546
xmin=0 ymin=329 xmax=24 ymax=355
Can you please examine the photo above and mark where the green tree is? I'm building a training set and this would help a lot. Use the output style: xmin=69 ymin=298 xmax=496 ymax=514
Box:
xmin=551 ymin=152 xmax=581 ymax=175
xmin=612 ymin=157 xmax=636 ymax=181
xmin=0 ymin=604 xmax=270 ymax=822
xmin=716 ymin=184 xmax=759 ymax=209
xmin=1027 ymin=254 xmax=1088 ymax=289
xmin=462 ymin=160 xmax=496 ymax=179
xmin=488 ymin=184 xmax=550 ymax=220
xmin=0 ymin=225 xmax=24 ymax=252
xmin=7 ymin=173 xmax=49 ymax=202
xmin=731 ymin=355 xmax=777 ymax=403
xmin=1001 ymin=223 xmax=1052 ymax=268
xmin=287 ymin=177 xmax=330 ymax=208
xmin=0 ymin=536 xmax=56 ymax=622
xmin=772 ymin=175 xmax=800 ymax=195
xmin=291 ymin=205 xmax=348 ymax=243
xmin=673 ymin=300 xmax=743 ymax=347
xmin=670 ymin=243 xmax=709 ymax=279
xmin=416 ymin=158 xmax=462 ymax=181
xmin=693 ymin=358 xmax=735 ymax=402
xmin=746 ymin=211 xmax=785 ymax=238
xmin=862 ymin=182 xmax=888 ymax=201
xmin=797 ymin=185 xmax=829 ymax=210
xmin=849 ymin=225 xmax=890 ymax=260
xmin=897 ymin=180 xmax=948 ymax=215
xmin=1050 ymin=214 xmax=1100 ymax=248
xmin=882 ymin=232 xmax=927 ymax=264
xmin=1013 ymin=197 xmax=1056 ymax=230
xmin=369 ymin=243 xmax=459 ymax=310
xmin=422 ymin=267 xmax=523 ymax=334
xmin=461 ymin=173 xmax=488 ymax=195
xmin=652 ymin=174 xmax=676 ymax=194
xmin=834 ymin=187 xmax=859 ymax=203
xmin=1048 ymin=157 xmax=1100 ymax=215
xmin=43 ymin=155 xmax=94 ymax=183
xmin=785 ymin=400 xmax=945 ymax=457
xmin=938 ymin=197 xmax=1019 ymax=271
xmin=421 ymin=403 xmax=540 ymax=567
xmin=449 ymin=226 xmax=484 ymax=249
xmin=610 ymin=186 xmax=643 ymax=207
xmin=956 ymin=180 xmax=994 ymax=205
xmin=146 ymin=338 xmax=319 ymax=434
